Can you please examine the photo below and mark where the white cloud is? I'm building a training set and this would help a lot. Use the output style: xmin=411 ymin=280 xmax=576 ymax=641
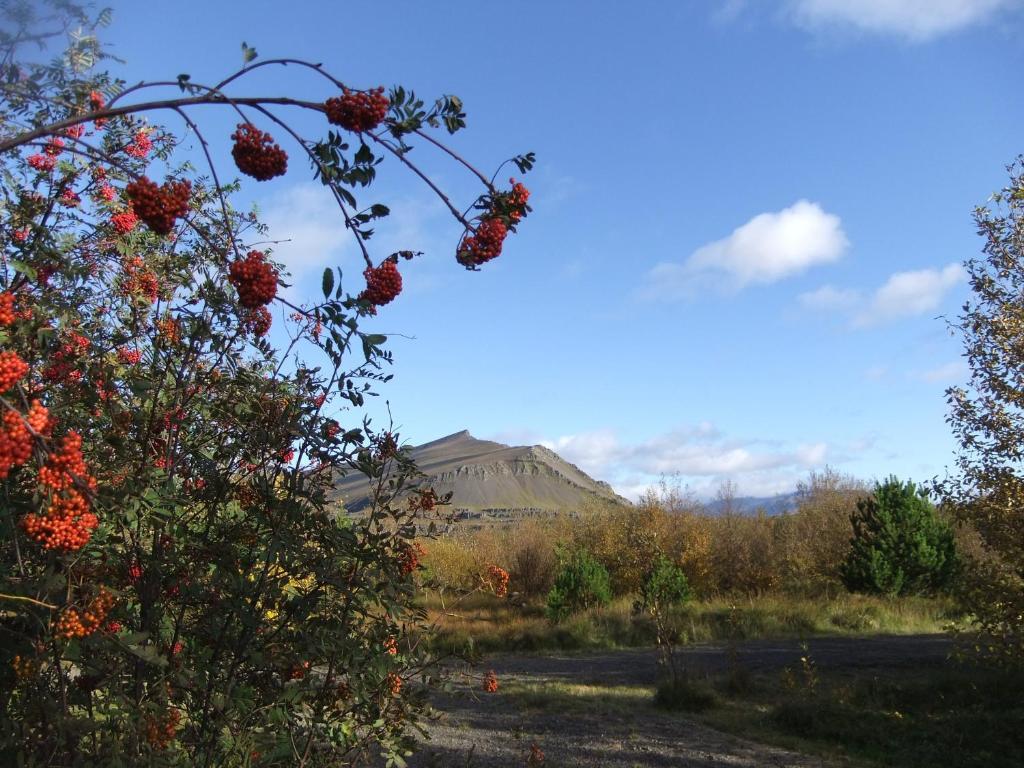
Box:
xmin=260 ymin=183 xmax=353 ymax=287
xmin=854 ymin=263 xmax=965 ymax=326
xmin=641 ymin=200 xmax=848 ymax=299
xmin=799 ymin=284 xmax=860 ymax=311
xmin=532 ymin=424 xmax=842 ymax=501
xmin=917 ymin=360 xmax=967 ymax=383
xmin=787 ymin=0 xmax=1017 ymax=42
xmin=801 ymin=263 xmax=966 ymax=328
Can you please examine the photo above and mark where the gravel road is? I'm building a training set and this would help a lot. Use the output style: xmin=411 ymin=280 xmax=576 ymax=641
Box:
xmin=408 ymin=634 xmax=953 ymax=768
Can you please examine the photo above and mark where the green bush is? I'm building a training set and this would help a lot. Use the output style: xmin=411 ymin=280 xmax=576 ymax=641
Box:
xmin=639 ymin=554 xmax=691 ymax=611
xmin=841 ymin=477 xmax=958 ymax=597
xmin=546 ymin=548 xmax=612 ymax=622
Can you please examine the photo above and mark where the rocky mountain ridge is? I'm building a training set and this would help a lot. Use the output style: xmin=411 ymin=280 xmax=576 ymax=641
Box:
xmin=331 ymin=429 xmax=630 ymax=516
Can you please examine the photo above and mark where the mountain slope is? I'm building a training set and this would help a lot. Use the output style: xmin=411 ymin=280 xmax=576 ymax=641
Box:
xmin=331 ymin=430 xmax=630 ymax=515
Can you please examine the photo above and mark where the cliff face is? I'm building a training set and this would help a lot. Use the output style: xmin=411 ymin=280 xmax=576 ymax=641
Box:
xmin=331 ymin=430 xmax=630 ymax=515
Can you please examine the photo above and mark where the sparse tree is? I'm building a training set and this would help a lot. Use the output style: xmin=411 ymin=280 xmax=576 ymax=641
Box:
xmin=941 ymin=157 xmax=1024 ymax=663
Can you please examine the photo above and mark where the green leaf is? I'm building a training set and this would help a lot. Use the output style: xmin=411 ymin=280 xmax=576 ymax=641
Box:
xmin=322 ymin=268 xmax=334 ymax=298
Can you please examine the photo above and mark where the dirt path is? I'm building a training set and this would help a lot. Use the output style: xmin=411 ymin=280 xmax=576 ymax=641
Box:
xmin=409 ymin=635 xmax=953 ymax=767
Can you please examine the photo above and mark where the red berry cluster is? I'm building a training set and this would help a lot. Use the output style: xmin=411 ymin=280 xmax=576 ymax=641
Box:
xmin=126 ymin=176 xmax=191 ymax=236
xmin=486 ymin=564 xmax=510 ymax=598
xmin=231 ymin=123 xmax=288 ymax=180
xmin=457 ymin=217 xmax=508 ymax=268
xmin=324 ymin=87 xmax=389 ymax=133
xmin=359 ymin=260 xmax=402 ymax=306
xmin=482 ymin=670 xmax=499 ymax=693
xmin=59 ymin=189 xmax=80 ymax=207
xmin=111 ymin=210 xmax=139 ymax=234
xmin=124 ymin=129 xmax=153 ymax=159
xmin=228 ymin=250 xmax=278 ymax=309
xmin=383 ymin=636 xmax=398 ymax=656
xmin=0 ymin=293 xmax=14 ymax=325
xmin=117 ymin=347 xmax=141 ymax=365
xmin=143 ymin=708 xmax=181 ymax=750
xmin=27 ymin=154 xmax=56 ymax=173
xmin=118 ymin=256 xmax=160 ymax=303
xmin=0 ymin=350 xmax=29 ymax=393
xmin=54 ymin=588 xmax=114 ymax=639
xmin=42 ymin=333 xmax=90 ymax=384
xmin=241 ymin=306 xmax=273 ymax=337
xmin=528 ymin=743 xmax=545 ymax=766
xmin=0 ymin=402 xmax=49 ymax=479
xmin=506 ymin=178 xmax=531 ymax=222
xmin=397 ymin=541 xmax=426 ymax=575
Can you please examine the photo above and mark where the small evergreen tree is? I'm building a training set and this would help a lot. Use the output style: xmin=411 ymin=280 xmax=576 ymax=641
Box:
xmin=546 ymin=548 xmax=612 ymax=622
xmin=639 ymin=555 xmax=691 ymax=612
xmin=840 ymin=477 xmax=958 ymax=596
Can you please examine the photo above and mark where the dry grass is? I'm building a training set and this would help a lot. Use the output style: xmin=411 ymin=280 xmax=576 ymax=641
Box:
xmin=422 ymin=591 xmax=961 ymax=655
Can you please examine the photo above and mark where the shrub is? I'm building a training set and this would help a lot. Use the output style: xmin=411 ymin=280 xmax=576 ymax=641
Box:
xmin=546 ymin=548 xmax=612 ymax=622
xmin=639 ymin=554 xmax=691 ymax=611
xmin=841 ymin=477 xmax=958 ymax=597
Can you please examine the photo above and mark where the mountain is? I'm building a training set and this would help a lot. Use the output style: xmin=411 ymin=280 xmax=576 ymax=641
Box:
xmin=331 ymin=430 xmax=630 ymax=519
xmin=703 ymin=492 xmax=800 ymax=516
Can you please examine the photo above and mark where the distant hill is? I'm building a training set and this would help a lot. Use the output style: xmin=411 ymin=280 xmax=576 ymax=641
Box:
xmin=703 ymin=492 xmax=800 ymax=516
xmin=331 ymin=429 xmax=630 ymax=520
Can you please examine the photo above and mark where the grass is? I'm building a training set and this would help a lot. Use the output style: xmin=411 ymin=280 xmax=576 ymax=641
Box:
xmin=422 ymin=591 xmax=962 ymax=655
xmin=487 ymin=660 xmax=1024 ymax=768
xmin=696 ymin=662 xmax=1024 ymax=768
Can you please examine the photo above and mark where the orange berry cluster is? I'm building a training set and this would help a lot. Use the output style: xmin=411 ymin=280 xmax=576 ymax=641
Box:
xmin=111 ymin=210 xmax=139 ymax=234
xmin=325 ymin=87 xmax=389 ymax=133
xmin=39 ymin=430 xmax=95 ymax=493
xmin=228 ymin=250 xmax=278 ymax=309
xmin=126 ymin=176 xmax=191 ymax=236
xmin=22 ymin=490 xmax=98 ymax=550
xmin=231 ymin=123 xmax=288 ymax=180
xmin=386 ymin=671 xmax=403 ymax=696
xmin=143 ymin=708 xmax=181 ymax=750
xmin=54 ymin=588 xmax=114 ymax=638
xmin=383 ymin=636 xmax=398 ymax=656
xmin=486 ymin=565 xmax=510 ymax=598
xmin=0 ymin=401 xmax=49 ymax=479
xmin=118 ymin=256 xmax=160 ymax=303
xmin=482 ymin=670 xmax=499 ymax=693
xmin=359 ymin=260 xmax=402 ymax=306
xmin=457 ymin=217 xmax=508 ymax=268
xmin=0 ymin=350 xmax=29 ymax=393
xmin=0 ymin=292 xmax=28 ymax=325
xmin=11 ymin=654 xmax=37 ymax=681
xmin=154 ymin=315 xmax=181 ymax=344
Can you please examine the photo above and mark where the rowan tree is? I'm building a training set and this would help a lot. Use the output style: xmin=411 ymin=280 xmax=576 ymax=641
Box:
xmin=0 ymin=2 xmax=533 ymax=765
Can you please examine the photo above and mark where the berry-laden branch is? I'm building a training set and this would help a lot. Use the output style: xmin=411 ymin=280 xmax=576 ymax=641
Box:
xmin=0 ymin=6 xmax=534 ymax=763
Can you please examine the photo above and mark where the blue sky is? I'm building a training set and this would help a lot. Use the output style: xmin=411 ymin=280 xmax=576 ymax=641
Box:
xmin=102 ymin=0 xmax=1023 ymax=499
